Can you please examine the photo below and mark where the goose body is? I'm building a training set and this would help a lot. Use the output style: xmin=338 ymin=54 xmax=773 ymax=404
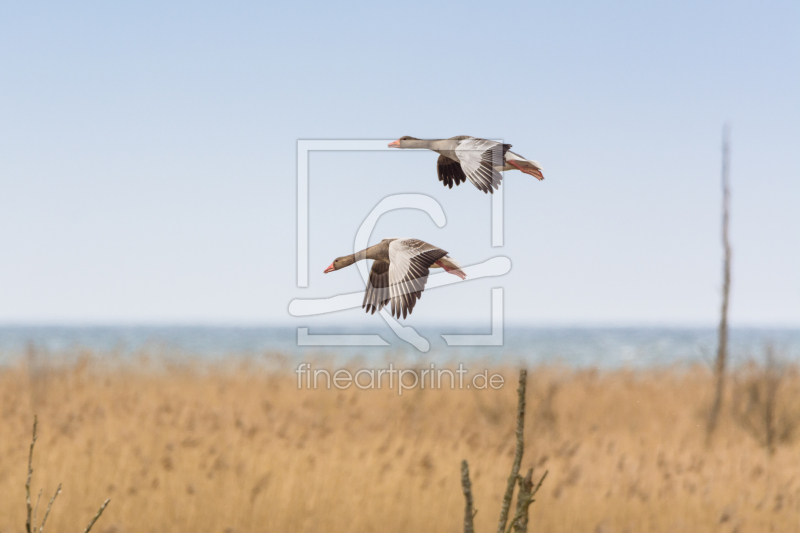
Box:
xmin=388 ymin=136 xmax=544 ymax=194
xmin=324 ymin=238 xmax=466 ymax=319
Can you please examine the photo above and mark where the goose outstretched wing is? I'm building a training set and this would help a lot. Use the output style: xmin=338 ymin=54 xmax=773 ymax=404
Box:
xmin=455 ymin=137 xmax=510 ymax=193
xmin=385 ymin=238 xmax=449 ymax=319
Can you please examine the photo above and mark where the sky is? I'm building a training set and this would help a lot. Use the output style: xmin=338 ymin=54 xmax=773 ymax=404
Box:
xmin=0 ymin=0 xmax=798 ymax=328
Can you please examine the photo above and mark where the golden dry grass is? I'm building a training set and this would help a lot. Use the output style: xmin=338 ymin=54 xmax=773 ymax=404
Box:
xmin=2 ymin=356 xmax=800 ymax=533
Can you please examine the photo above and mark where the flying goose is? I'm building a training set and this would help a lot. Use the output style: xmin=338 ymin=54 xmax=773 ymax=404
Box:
xmin=324 ymin=238 xmax=466 ymax=319
xmin=388 ymin=136 xmax=544 ymax=193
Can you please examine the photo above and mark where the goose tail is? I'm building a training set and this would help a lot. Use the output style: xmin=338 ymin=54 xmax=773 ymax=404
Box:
xmin=434 ymin=256 xmax=467 ymax=280
xmin=505 ymin=151 xmax=545 ymax=181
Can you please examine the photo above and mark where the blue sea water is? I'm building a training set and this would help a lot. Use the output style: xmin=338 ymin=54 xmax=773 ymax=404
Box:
xmin=1 ymin=325 xmax=799 ymax=369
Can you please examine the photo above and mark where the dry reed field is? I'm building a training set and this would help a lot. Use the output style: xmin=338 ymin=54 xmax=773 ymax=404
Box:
xmin=2 ymin=354 xmax=800 ymax=533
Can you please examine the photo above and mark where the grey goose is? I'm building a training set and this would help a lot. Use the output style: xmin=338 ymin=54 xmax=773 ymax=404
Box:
xmin=324 ymin=238 xmax=466 ymax=319
xmin=388 ymin=135 xmax=544 ymax=193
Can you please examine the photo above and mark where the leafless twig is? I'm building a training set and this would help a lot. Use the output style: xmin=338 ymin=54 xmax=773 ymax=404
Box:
xmin=26 ymin=416 xmax=38 ymax=533
xmin=38 ymin=484 xmax=61 ymax=533
xmin=512 ymin=469 xmax=533 ymax=533
xmin=460 ymin=369 xmax=546 ymax=533
xmin=505 ymin=470 xmax=548 ymax=533
xmin=32 ymin=489 xmax=42 ymax=533
xmin=22 ymin=417 xmax=110 ymax=533
xmin=461 ymin=460 xmax=476 ymax=533
xmin=707 ymin=124 xmax=732 ymax=442
xmin=496 ymin=370 xmax=527 ymax=533
xmin=82 ymin=499 xmax=111 ymax=533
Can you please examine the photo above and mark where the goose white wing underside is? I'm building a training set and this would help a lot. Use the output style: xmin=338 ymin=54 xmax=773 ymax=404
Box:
xmin=455 ymin=137 xmax=505 ymax=194
xmin=385 ymin=238 xmax=449 ymax=319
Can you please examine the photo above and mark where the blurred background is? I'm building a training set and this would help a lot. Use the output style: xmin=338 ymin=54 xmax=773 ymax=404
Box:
xmin=1 ymin=0 xmax=798 ymax=364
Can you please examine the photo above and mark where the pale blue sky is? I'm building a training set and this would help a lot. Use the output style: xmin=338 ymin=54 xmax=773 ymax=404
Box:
xmin=0 ymin=1 xmax=798 ymax=326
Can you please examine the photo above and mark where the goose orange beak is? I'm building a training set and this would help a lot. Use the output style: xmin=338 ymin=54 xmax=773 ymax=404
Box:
xmin=388 ymin=139 xmax=400 ymax=148
xmin=324 ymin=263 xmax=335 ymax=274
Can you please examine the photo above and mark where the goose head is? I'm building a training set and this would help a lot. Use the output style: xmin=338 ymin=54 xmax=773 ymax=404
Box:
xmin=324 ymin=255 xmax=356 ymax=274
xmin=388 ymin=136 xmax=421 ymax=148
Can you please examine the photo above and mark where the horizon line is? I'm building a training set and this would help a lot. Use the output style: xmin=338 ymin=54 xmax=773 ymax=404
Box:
xmin=1 ymin=321 xmax=799 ymax=330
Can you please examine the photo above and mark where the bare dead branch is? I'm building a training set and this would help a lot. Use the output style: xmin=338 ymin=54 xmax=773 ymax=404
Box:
xmin=26 ymin=416 xmax=38 ymax=533
xmin=458 ymin=369 xmax=546 ymax=533
xmin=461 ymin=460 xmax=476 ymax=533
xmin=497 ymin=369 xmax=527 ymax=533
xmin=22 ymin=418 xmax=110 ymax=533
xmin=38 ymin=484 xmax=61 ymax=533
xmin=513 ymin=469 xmax=533 ymax=533
xmin=82 ymin=499 xmax=111 ymax=533
xmin=32 ymin=489 xmax=42 ymax=533
xmin=707 ymin=124 xmax=732 ymax=441
xmin=530 ymin=471 xmax=548 ymax=501
xmin=505 ymin=470 xmax=548 ymax=533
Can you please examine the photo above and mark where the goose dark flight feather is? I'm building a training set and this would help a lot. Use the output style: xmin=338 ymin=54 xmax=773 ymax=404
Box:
xmin=389 ymin=135 xmax=544 ymax=194
xmin=324 ymin=238 xmax=466 ymax=319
